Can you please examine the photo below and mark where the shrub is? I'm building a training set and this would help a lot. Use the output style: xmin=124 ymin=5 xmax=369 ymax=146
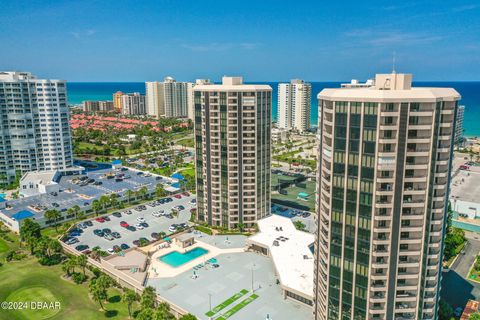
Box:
xmin=38 ymin=253 xmax=63 ymax=266
xmin=194 ymin=225 xmax=213 ymax=235
xmin=72 ymin=272 xmax=87 ymax=284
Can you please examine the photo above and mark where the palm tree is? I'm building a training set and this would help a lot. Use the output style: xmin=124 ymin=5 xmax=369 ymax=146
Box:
xmin=155 ymin=302 xmax=174 ymax=320
xmin=140 ymin=286 xmax=156 ymax=309
xmin=155 ymin=183 xmax=166 ymax=198
xmin=125 ymin=189 xmax=135 ymax=204
xmin=122 ymin=288 xmax=138 ymax=319
xmin=138 ymin=186 xmax=148 ymax=200
xmin=89 ymin=280 xmax=107 ymax=310
xmin=91 ymin=247 xmax=101 ymax=261
xmin=99 ymin=195 xmax=110 ymax=211
xmin=92 ymin=200 xmax=102 ymax=216
xmin=72 ymin=205 xmax=81 ymax=220
xmin=77 ymin=254 xmax=88 ymax=276
xmin=44 ymin=209 xmax=61 ymax=232
xmin=62 ymin=256 xmax=77 ymax=276
xmin=110 ymin=193 xmax=119 ymax=208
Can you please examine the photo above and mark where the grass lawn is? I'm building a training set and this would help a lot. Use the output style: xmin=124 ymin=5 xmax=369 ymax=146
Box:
xmin=205 ymin=289 xmax=248 ymax=317
xmin=177 ymin=137 xmax=194 ymax=148
xmin=0 ymin=232 xmax=136 ymax=320
xmin=216 ymin=294 xmax=259 ymax=320
xmin=0 ymin=238 xmax=9 ymax=254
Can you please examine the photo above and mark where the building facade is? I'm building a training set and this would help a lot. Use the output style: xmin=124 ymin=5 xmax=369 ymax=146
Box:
xmin=0 ymin=71 xmax=74 ymax=185
xmin=113 ymin=91 xmax=123 ymax=112
xmin=121 ymin=92 xmax=146 ymax=115
xmin=278 ymin=79 xmax=311 ymax=132
xmin=194 ymin=76 xmax=272 ymax=229
xmin=314 ymin=73 xmax=460 ymax=320
xmin=145 ymin=77 xmax=193 ymax=119
xmin=454 ymin=105 xmax=465 ymax=145
xmin=83 ymin=100 xmax=114 ymax=112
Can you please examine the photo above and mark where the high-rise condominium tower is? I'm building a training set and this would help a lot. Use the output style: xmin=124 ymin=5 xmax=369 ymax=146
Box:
xmin=278 ymin=79 xmax=311 ymax=132
xmin=194 ymin=76 xmax=271 ymax=229
xmin=121 ymin=92 xmax=146 ymax=115
xmin=0 ymin=71 xmax=74 ymax=184
xmin=113 ymin=91 xmax=123 ymax=113
xmin=454 ymin=105 xmax=465 ymax=145
xmin=145 ymin=77 xmax=193 ymax=119
xmin=314 ymin=73 xmax=460 ymax=320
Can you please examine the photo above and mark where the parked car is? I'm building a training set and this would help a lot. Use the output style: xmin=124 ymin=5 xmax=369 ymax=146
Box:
xmin=93 ymin=181 xmax=103 ymax=185
xmin=69 ymin=231 xmax=82 ymax=237
xmin=124 ymin=210 xmax=132 ymax=215
xmin=77 ymin=223 xmax=87 ymax=229
xmin=190 ymin=199 xmax=196 ymax=204
xmin=127 ymin=226 xmax=136 ymax=232
xmin=95 ymin=217 xmax=105 ymax=223
xmin=84 ymin=220 xmax=93 ymax=227
xmin=140 ymin=222 xmax=149 ymax=228
xmin=102 ymin=228 xmax=112 ymax=234
xmin=103 ymin=216 xmax=111 ymax=221
xmin=136 ymin=217 xmax=145 ymax=223
xmin=120 ymin=221 xmax=129 ymax=228
xmin=65 ymin=237 xmax=79 ymax=245
xmin=174 ymin=194 xmax=182 ymax=199
xmin=135 ymin=223 xmax=145 ymax=230
xmin=120 ymin=243 xmax=130 ymax=250
xmin=113 ymin=245 xmax=121 ymax=252
xmin=75 ymin=245 xmax=89 ymax=252
xmin=182 ymin=191 xmax=190 ymax=196
xmin=111 ymin=232 xmax=121 ymax=239
xmin=168 ymin=225 xmax=177 ymax=232
xmin=152 ymin=211 xmax=162 ymax=217
xmin=93 ymin=229 xmax=104 ymax=237
xmin=151 ymin=232 xmax=160 ymax=239
xmin=112 ymin=212 xmax=122 ymax=218
xmin=104 ymin=233 xmax=114 ymax=241
xmin=107 ymin=248 xmax=115 ymax=254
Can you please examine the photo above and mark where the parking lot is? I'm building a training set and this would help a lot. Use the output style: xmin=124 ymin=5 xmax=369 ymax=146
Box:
xmin=66 ymin=193 xmax=196 ymax=253
xmin=271 ymin=204 xmax=315 ymax=233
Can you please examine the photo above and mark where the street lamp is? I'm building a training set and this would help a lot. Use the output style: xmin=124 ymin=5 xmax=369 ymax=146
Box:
xmin=251 ymin=263 xmax=255 ymax=292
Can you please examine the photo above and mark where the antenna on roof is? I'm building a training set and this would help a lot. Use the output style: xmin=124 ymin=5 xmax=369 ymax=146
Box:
xmin=392 ymin=51 xmax=397 ymax=74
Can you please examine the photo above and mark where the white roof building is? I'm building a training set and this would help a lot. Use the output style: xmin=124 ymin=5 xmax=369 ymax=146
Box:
xmin=247 ymin=214 xmax=315 ymax=305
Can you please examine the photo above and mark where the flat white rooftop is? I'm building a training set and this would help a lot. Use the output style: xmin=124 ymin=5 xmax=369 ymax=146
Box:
xmin=247 ymin=214 xmax=314 ymax=298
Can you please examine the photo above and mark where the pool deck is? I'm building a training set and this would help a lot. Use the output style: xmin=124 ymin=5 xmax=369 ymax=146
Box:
xmin=148 ymin=235 xmax=244 ymax=278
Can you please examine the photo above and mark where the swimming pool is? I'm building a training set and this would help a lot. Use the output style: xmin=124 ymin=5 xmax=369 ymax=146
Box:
xmin=159 ymin=247 xmax=209 ymax=268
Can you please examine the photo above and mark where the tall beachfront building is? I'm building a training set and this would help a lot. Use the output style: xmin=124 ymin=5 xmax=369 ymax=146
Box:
xmin=194 ymin=76 xmax=271 ymax=229
xmin=113 ymin=91 xmax=123 ymax=112
xmin=314 ymin=73 xmax=460 ymax=320
xmin=145 ymin=77 xmax=193 ymax=119
xmin=0 ymin=71 xmax=74 ymax=185
xmin=278 ymin=79 xmax=311 ymax=132
xmin=454 ymin=105 xmax=465 ymax=145
xmin=121 ymin=92 xmax=146 ymax=115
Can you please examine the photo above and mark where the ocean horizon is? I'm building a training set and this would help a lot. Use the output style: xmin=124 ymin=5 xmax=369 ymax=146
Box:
xmin=67 ymin=81 xmax=480 ymax=137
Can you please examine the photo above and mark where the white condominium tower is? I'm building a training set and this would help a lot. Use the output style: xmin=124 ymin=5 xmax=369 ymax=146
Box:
xmin=194 ymin=76 xmax=271 ymax=229
xmin=121 ymin=92 xmax=146 ymax=115
xmin=145 ymin=77 xmax=193 ymax=119
xmin=278 ymin=79 xmax=311 ymax=131
xmin=0 ymin=72 xmax=73 ymax=185
xmin=314 ymin=73 xmax=460 ymax=320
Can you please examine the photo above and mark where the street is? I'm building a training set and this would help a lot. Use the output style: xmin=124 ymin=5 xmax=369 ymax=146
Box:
xmin=441 ymin=231 xmax=480 ymax=309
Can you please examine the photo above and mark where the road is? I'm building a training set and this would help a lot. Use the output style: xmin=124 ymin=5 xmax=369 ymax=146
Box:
xmin=441 ymin=231 xmax=480 ymax=309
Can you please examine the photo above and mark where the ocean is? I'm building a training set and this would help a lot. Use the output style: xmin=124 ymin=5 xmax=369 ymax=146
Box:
xmin=67 ymin=81 xmax=480 ymax=137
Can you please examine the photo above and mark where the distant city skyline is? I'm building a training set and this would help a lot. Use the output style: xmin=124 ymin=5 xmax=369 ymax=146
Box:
xmin=1 ymin=0 xmax=479 ymax=81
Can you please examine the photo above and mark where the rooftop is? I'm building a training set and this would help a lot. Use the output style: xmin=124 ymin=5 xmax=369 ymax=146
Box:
xmin=247 ymin=215 xmax=315 ymax=298
xmin=319 ymin=73 xmax=461 ymax=101
xmin=194 ymin=76 xmax=271 ymax=92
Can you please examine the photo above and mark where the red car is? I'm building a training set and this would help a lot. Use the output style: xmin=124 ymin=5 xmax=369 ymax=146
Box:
xmin=120 ymin=221 xmax=129 ymax=228
xmin=95 ymin=217 xmax=105 ymax=223
xmin=182 ymin=191 xmax=190 ymax=197
xmin=174 ymin=194 xmax=182 ymax=199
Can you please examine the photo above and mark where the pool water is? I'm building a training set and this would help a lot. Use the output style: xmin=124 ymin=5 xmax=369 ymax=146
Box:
xmin=159 ymin=247 xmax=209 ymax=268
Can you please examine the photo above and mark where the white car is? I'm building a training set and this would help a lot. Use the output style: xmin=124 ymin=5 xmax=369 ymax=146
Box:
xmin=107 ymin=248 xmax=115 ymax=254
xmin=136 ymin=217 xmax=145 ymax=223
xmin=168 ymin=226 xmax=177 ymax=232
xmin=135 ymin=223 xmax=145 ymax=230
xmin=152 ymin=211 xmax=162 ymax=217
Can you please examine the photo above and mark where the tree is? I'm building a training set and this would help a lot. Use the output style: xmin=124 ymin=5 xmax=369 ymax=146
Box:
xmin=99 ymin=195 xmax=111 ymax=210
xmin=140 ymin=286 xmax=157 ymax=309
xmin=62 ymin=256 xmax=77 ymax=276
xmin=155 ymin=183 xmax=166 ymax=198
xmin=294 ymin=220 xmax=306 ymax=231
xmin=20 ymin=219 xmax=41 ymax=255
xmin=91 ymin=247 xmax=102 ymax=261
xmin=237 ymin=222 xmax=245 ymax=232
xmin=92 ymin=200 xmax=102 ymax=216
xmin=89 ymin=279 xmax=107 ymax=310
xmin=44 ymin=209 xmax=61 ymax=231
xmin=470 ymin=313 xmax=480 ymax=320
xmin=179 ymin=314 xmax=197 ymax=320
xmin=125 ymin=189 xmax=135 ymax=204
xmin=122 ymin=288 xmax=138 ymax=319
xmin=110 ymin=193 xmax=119 ymax=208
xmin=72 ymin=205 xmax=82 ymax=220
xmin=139 ymin=186 xmax=149 ymax=200
xmin=77 ymin=254 xmax=88 ymax=276
xmin=155 ymin=302 xmax=175 ymax=320
xmin=438 ymin=299 xmax=454 ymax=320
xmin=136 ymin=308 xmax=154 ymax=320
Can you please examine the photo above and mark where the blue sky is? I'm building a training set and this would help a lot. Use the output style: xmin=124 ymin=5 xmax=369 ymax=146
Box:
xmin=0 ymin=0 xmax=479 ymax=81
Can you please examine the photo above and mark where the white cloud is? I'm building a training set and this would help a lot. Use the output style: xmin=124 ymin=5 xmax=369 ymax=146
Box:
xmin=70 ymin=29 xmax=97 ymax=39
